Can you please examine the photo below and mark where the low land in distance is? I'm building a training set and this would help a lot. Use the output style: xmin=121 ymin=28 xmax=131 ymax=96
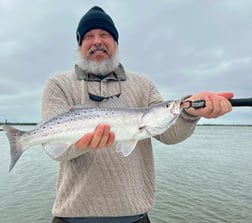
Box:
xmin=0 ymin=122 xmax=251 ymax=131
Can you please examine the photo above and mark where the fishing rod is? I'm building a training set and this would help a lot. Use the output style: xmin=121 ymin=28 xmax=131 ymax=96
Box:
xmin=228 ymin=98 xmax=252 ymax=107
xmin=183 ymin=97 xmax=252 ymax=109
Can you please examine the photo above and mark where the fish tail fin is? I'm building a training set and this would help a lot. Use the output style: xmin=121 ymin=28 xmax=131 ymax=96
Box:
xmin=2 ymin=125 xmax=27 ymax=171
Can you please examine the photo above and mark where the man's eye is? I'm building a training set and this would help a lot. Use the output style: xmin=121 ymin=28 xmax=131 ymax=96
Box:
xmin=100 ymin=32 xmax=110 ymax=38
xmin=84 ymin=34 xmax=93 ymax=40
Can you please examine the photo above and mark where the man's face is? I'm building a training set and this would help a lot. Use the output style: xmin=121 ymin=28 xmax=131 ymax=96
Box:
xmin=80 ymin=29 xmax=117 ymax=62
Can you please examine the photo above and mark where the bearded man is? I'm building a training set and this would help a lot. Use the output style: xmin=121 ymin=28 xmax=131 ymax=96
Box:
xmin=42 ymin=6 xmax=232 ymax=223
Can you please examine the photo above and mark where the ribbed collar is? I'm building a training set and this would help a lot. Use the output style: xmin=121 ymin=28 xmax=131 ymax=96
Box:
xmin=75 ymin=63 xmax=127 ymax=81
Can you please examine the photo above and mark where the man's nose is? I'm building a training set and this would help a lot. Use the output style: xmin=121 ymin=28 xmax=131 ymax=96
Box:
xmin=92 ymin=35 xmax=103 ymax=46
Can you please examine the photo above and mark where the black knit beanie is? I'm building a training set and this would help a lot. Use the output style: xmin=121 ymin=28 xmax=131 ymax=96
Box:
xmin=76 ymin=6 xmax=119 ymax=45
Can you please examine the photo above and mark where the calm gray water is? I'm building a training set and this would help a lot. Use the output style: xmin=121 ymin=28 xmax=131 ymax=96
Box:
xmin=0 ymin=126 xmax=252 ymax=223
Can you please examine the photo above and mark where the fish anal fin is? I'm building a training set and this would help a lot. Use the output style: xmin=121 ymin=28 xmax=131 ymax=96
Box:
xmin=114 ymin=140 xmax=138 ymax=156
xmin=42 ymin=143 xmax=72 ymax=159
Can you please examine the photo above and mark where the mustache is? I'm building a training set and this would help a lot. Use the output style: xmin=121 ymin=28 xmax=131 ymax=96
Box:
xmin=76 ymin=48 xmax=120 ymax=75
xmin=88 ymin=46 xmax=108 ymax=55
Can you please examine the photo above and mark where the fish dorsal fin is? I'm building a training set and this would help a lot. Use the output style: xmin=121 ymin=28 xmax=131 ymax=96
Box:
xmin=69 ymin=104 xmax=93 ymax=111
xmin=69 ymin=97 xmax=127 ymax=112
xmin=99 ymin=97 xmax=127 ymax=108
xmin=114 ymin=140 xmax=138 ymax=156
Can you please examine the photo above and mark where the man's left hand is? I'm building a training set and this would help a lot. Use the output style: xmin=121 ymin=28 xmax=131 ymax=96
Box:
xmin=185 ymin=91 xmax=233 ymax=119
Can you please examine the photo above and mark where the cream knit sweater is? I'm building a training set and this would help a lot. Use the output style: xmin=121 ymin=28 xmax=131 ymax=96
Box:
xmin=41 ymin=66 xmax=199 ymax=217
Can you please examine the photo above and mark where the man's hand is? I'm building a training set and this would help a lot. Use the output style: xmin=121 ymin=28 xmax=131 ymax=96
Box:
xmin=185 ymin=91 xmax=233 ymax=118
xmin=75 ymin=124 xmax=115 ymax=150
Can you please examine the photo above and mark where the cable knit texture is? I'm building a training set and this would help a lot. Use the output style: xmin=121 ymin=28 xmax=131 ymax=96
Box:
xmin=41 ymin=69 xmax=199 ymax=217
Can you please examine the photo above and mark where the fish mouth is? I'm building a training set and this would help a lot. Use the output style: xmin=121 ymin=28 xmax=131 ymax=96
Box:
xmin=171 ymin=101 xmax=182 ymax=116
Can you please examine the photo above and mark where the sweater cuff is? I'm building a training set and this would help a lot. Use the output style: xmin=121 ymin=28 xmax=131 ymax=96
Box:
xmin=180 ymin=109 xmax=201 ymax=121
xmin=180 ymin=95 xmax=201 ymax=121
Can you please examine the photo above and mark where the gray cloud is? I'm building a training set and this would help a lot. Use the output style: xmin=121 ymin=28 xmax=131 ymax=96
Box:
xmin=0 ymin=0 xmax=251 ymax=124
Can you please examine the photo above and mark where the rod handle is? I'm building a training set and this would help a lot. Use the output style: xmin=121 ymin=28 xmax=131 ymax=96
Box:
xmin=229 ymin=98 xmax=252 ymax=107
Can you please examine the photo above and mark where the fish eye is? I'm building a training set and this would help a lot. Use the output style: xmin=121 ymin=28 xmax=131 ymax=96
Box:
xmin=165 ymin=103 xmax=170 ymax=108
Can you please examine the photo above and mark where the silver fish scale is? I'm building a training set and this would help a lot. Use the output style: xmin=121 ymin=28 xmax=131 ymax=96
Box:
xmin=24 ymin=107 xmax=145 ymax=145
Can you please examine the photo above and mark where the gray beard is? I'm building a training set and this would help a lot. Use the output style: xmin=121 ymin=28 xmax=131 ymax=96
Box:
xmin=76 ymin=49 xmax=120 ymax=75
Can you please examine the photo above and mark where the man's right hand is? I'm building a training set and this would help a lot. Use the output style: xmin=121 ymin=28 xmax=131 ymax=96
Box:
xmin=75 ymin=124 xmax=115 ymax=150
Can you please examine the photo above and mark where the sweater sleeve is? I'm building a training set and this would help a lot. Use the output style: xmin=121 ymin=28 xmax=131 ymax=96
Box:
xmin=146 ymin=79 xmax=200 ymax=145
xmin=41 ymin=75 xmax=88 ymax=161
xmin=155 ymin=112 xmax=200 ymax=144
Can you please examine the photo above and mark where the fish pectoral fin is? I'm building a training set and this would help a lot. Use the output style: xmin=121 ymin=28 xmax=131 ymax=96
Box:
xmin=114 ymin=140 xmax=138 ymax=156
xmin=42 ymin=143 xmax=72 ymax=159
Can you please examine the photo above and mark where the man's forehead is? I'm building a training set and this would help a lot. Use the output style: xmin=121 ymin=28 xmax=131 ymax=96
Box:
xmin=85 ymin=29 xmax=110 ymax=35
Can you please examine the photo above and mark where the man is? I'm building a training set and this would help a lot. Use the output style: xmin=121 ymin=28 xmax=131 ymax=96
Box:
xmin=42 ymin=6 xmax=232 ymax=223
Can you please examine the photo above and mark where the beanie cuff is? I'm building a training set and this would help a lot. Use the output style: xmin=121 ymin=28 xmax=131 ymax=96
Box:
xmin=76 ymin=6 xmax=119 ymax=45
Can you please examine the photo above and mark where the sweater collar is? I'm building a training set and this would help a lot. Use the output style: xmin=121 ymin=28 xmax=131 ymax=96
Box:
xmin=75 ymin=63 xmax=127 ymax=81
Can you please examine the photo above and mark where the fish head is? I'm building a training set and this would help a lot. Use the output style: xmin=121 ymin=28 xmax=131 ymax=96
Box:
xmin=154 ymin=100 xmax=182 ymax=126
xmin=140 ymin=100 xmax=182 ymax=136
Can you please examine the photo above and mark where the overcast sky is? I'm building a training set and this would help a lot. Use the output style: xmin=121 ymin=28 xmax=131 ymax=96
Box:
xmin=0 ymin=0 xmax=251 ymax=124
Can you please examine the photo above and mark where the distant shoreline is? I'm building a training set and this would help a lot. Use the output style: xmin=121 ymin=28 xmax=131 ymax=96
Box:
xmin=0 ymin=122 xmax=37 ymax=131
xmin=0 ymin=122 xmax=37 ymax=126
xmin=198 ymin=124 xmax=252 ymax=127
xmin=0 ymin=122 xmax=251 ymax=131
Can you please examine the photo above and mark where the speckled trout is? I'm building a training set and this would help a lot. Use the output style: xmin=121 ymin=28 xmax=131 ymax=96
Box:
xmin=3 ymin=99 xmax=182 ymax=171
